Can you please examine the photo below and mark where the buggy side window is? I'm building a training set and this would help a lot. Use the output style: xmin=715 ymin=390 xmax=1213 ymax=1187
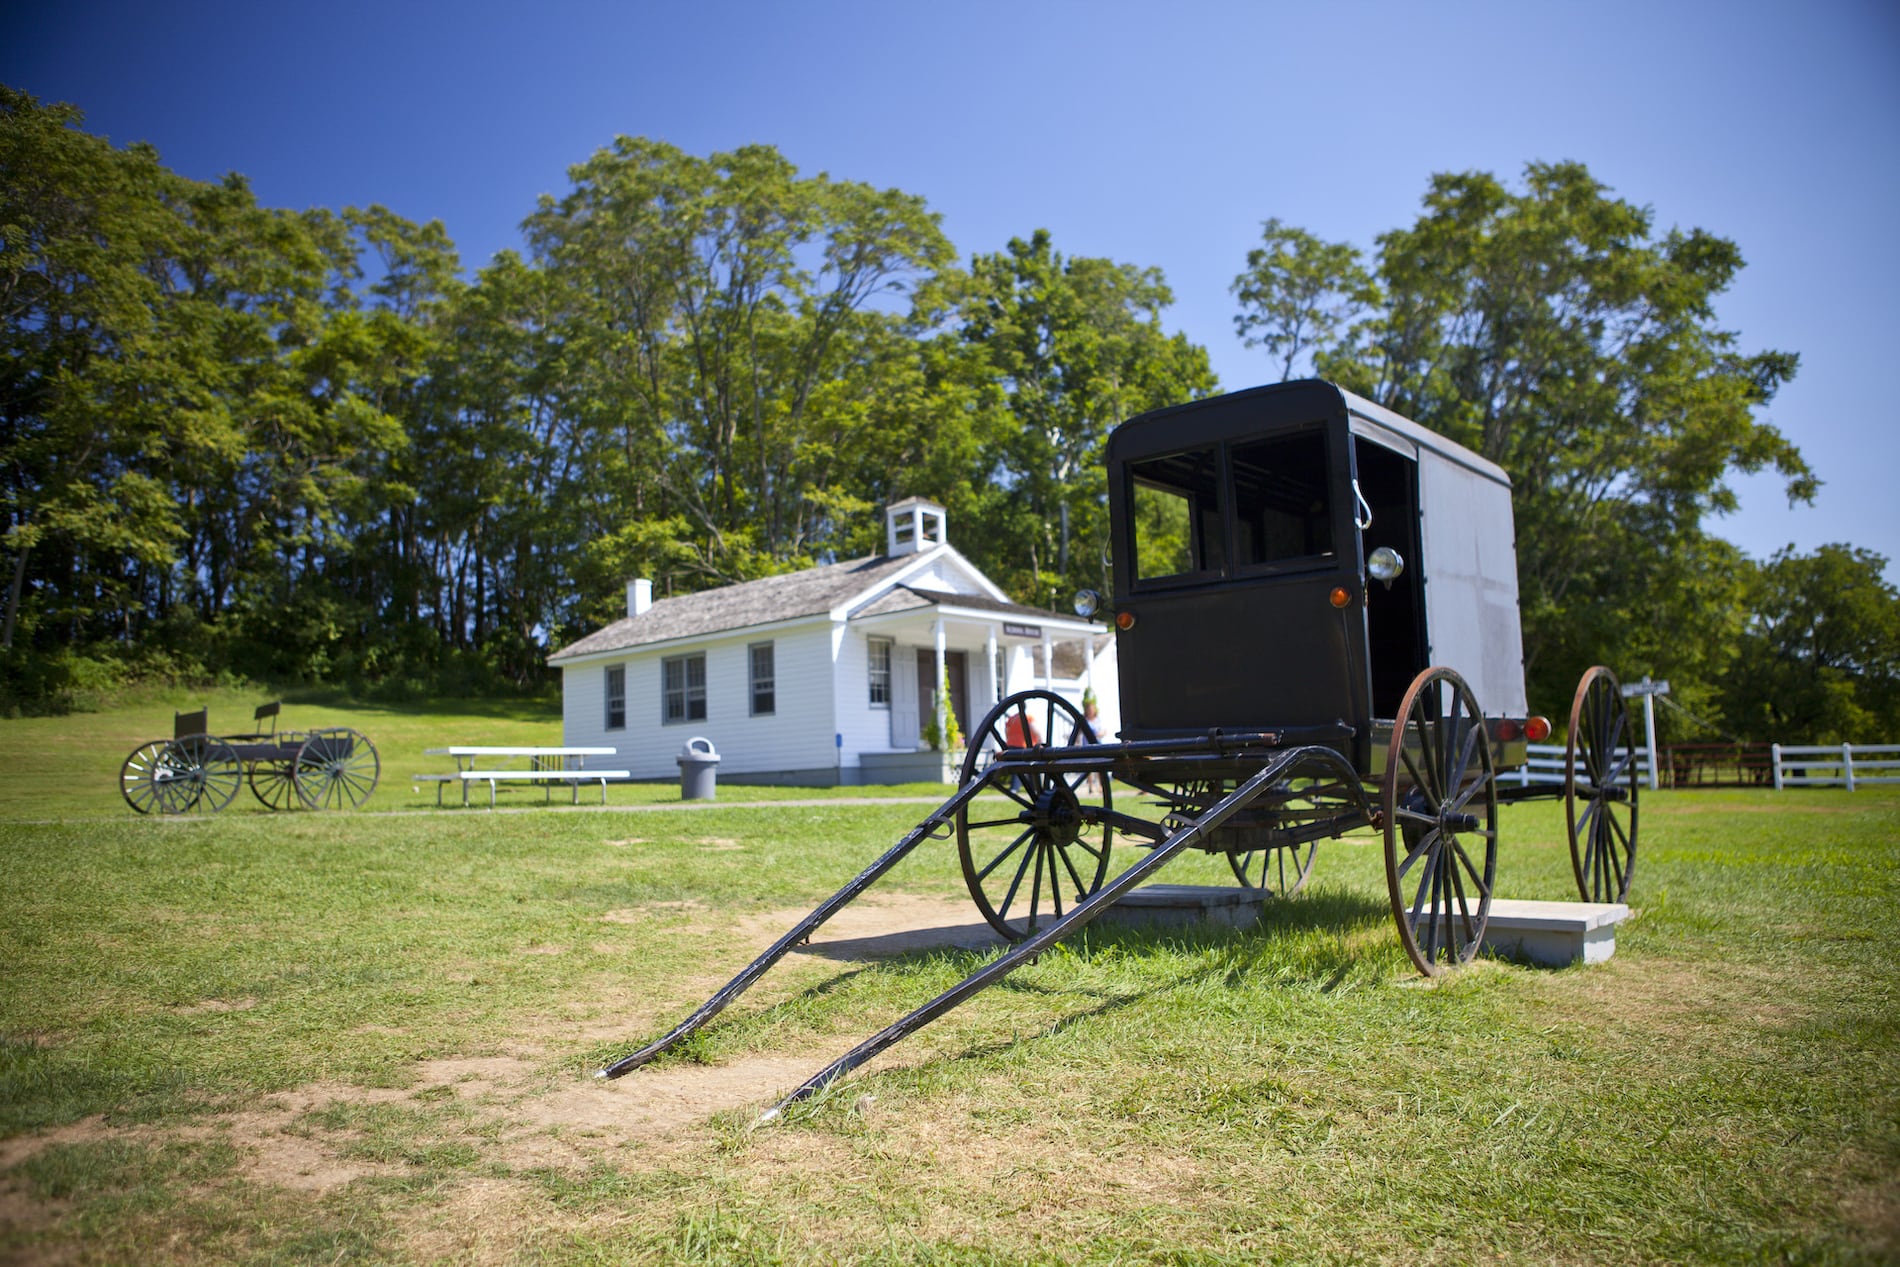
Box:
xmin=1230 ymin=429 xmax=1334 ymax=569
xmin=1130 ymin=448 xmax=1224 ymax=582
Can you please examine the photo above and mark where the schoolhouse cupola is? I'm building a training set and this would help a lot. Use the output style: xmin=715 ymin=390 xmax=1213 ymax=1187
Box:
xmin=885 ymin=497 xmax=946 ymax=557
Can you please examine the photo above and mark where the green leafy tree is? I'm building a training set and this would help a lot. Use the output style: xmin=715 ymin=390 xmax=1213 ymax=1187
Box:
xmin=1240 ymin=163 xmax=1815 ymax=710
xmin=1 ymin=88 xmax=213 ymax=649
xmin=1231 ymin=217 xmax=1375 ymax=381
xmin=957 ymin=230 xmax=1216 ymax=604
xmin=1719 ymin=545 xmax=1900 ymax=742
xmin=523 ymin=137 xmax=954 ymax=589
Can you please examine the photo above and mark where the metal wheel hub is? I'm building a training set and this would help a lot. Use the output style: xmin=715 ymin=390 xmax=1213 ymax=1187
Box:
xmin=1030 ymin=780 xmax=1083 ymax=846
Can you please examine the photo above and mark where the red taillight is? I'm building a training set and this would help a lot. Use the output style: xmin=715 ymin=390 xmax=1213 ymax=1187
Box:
xmin=1525 ymin=716 xmax=1552 ymax=743
xmin=1115 ymin=610 xmax=1136 ymax=631
xmin=1495 ymin=719 xmax=1522 ymax=742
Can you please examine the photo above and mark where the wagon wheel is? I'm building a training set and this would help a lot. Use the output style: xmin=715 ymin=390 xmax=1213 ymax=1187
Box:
xmin=122 ymin=739 xmax=189 ymax=815
xmin=248 ymin=759 xmax=301 ymax=811
xmin=1566 ymin=666 xmax=1639 ymax=902
xmin=956 ymin=690 xmax=1113 ymax=940
xmin=162 ymin=735 xmax=243 ymax=815
xmin=1381 ymin=667 xmax=1498 ymax=976
xmin=293 ymin=728 xmax=381 ymax=811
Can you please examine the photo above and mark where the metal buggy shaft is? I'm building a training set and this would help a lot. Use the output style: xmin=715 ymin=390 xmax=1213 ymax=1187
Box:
xmin=757 ymin=744 xmax=1365 ymax=1120
xmin=595 ymin=772 xmax=1005 ymax=1080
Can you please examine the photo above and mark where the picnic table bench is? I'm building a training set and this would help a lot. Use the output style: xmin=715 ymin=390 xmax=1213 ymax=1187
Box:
xmin=418 ymin=747 xmax=626 ymax=808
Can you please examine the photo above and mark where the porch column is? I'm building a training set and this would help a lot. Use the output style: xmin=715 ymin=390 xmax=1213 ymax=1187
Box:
xmin=934 ymin=617 xmax=947 ymax=727
xmin=1041 ymin=630 xmax=1054 ymax=690
xmin=1083 ymin=631 xmax=1095 ymax=691
xmin=986 ymin=625 xmax=999 ymax=704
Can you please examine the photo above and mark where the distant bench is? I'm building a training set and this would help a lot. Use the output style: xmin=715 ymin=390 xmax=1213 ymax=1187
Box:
xmin=418 ymin=746 xmax=623 ymax=808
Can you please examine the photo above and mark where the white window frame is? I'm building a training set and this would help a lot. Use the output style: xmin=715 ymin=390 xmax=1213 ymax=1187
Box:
xmin=604 ymin=664 xmax=626 ymax=730
xmin=662 ymin=653 xmax=707 ymax=724
xmin=868 ymin=636 xmax=892 ymax=708
xmin=749 ymin=641 xmax=775 ymax=716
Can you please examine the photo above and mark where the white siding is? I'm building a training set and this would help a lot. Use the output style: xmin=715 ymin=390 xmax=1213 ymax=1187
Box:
xmin=562 ymin=620 xmax=839 ymax=779
xmin=562 ymin=661 xmax=613 ymax=752
xmin=835 ymin=625 xmax=905 ymax=766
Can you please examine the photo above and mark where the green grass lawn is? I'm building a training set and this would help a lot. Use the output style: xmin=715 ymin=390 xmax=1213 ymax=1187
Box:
xmin=1 ymin=697 xmax=1896 ymax=1264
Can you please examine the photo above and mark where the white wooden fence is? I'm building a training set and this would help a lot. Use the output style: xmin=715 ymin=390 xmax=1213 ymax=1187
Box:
xmin=1511 ymin=742 xmax=1900 ymax=791
xmin=1511 ymin=744 xmax=1650 ymax=788
xmin=1771 ymin=744 xmax=1900 ymax=790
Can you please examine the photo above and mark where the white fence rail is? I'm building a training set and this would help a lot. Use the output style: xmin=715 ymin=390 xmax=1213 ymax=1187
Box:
xmin=1511 ymin=744 xmax=1650 ymax=788
xmin=1771 ymin=743 xmax=1900 ymax=791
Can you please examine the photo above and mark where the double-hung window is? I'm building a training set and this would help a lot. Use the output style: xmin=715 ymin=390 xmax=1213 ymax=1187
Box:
xmin=662 ymin=653 xmax=706 ymax=723
xmin=749 ymin=642 xmax=775 ymax=716
xmin=604 ymin=665 xmax=626 ymax=730
xmin=867 ymin=637 xmax=892 ymax=707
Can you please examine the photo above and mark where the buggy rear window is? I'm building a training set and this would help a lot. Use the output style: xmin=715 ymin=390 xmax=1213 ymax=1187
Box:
xmin=1130 ymin=448 xmax=1224 ymax=582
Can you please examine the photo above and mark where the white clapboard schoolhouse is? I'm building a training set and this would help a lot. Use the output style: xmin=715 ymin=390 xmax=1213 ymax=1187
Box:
xmin=547 ymin=499 xmax=1115 ymax=784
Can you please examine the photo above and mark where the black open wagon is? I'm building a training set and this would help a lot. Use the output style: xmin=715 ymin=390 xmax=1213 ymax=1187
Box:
xmin=119 ymin=702 xmax=380 ymax=814
xmin=600 ymin=380 xmax=1642 ymax=1116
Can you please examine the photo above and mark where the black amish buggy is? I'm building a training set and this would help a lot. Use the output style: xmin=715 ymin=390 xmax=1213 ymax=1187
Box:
xmin=600 ymin=380 xmax=1642 ymax=1116
xmin=119 ymin=701 xmax=380 ymax=815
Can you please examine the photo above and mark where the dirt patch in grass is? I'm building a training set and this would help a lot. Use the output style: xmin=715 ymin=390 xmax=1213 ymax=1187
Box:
xmin=0 ymin=1115 xmax=116 ymax=1174
xmin=1526 ymin=952 xmax=1822 ymax=1061
xmin=513 ymin=1055 xmax=831 ymax=1139
xmin=0 ymin=1085 xmax=419 ymax=1201
xmin=0 ymin=1172 xmax=71 ymax=1248
xmin=418 ymin=1056 xmax=539 ymax=1098
xmin=172 ymin=997 xmax=257 ymax=1015
xmin=1837 ymin=1164 xmax=1900 ymax=1259
xmin=399 ymin=1175 xmax=578 ymax=1267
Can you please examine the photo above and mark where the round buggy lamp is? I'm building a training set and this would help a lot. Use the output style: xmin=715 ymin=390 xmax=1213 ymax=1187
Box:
xmin=1368 ymin=546 xmax=1406 ymax=587
xmin=1073 ymin=589 xmax=1102 ymax=618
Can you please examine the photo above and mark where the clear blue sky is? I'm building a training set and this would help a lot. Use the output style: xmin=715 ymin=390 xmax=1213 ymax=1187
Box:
xmin=7 ymin=0 xmax=1898 ymax=577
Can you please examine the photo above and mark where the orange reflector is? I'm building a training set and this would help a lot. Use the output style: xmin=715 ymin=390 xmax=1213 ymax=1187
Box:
xmin=1115 ymin=610 xmax=1136 ymax=631
xmin=1525 ymin=716 xmax=1552 ymax=743
xmin=1329 ymin=587 xmax=1351 ymax=609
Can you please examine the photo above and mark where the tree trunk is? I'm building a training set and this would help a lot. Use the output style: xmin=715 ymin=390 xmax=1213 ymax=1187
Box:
xmin=2 ymin=546 xmax=25 ymax=651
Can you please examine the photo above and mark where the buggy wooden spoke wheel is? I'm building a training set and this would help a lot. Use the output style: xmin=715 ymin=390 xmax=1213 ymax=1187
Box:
xmin=163 ymin=736 xmax=243 ymax=815
xmin=1566 ymin=666 xmax=1639 ymax=902
xmin=1381 ymin=667 xmax=1498 ymax=975
xmin=294 ymin=728 xmax=381 ymax=811
xmin=121 ymin=740 xmax=186 ymax=815
xmin=957 ymin=690 xmax=1112 ymax=940
xmin=249 ymin=760 xmax=301 ymax=811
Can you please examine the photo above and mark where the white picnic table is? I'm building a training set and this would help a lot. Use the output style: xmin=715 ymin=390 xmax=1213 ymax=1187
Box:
xmin=417 ymin=746 xmax=627 ymax=808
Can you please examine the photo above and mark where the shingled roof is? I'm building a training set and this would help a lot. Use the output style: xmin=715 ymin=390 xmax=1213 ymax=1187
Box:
xmin=549 ymin=553 xmax=925 ymax=662
xmin=548 ymin=554 xmax=1089 ymax=665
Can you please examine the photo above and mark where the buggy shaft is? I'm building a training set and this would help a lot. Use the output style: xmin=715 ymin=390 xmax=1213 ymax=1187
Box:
xmin=759 ymin=745 xmax=1368 ymax=1120
xmin=594 ymin=770 xmax=1004 ymax=1080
